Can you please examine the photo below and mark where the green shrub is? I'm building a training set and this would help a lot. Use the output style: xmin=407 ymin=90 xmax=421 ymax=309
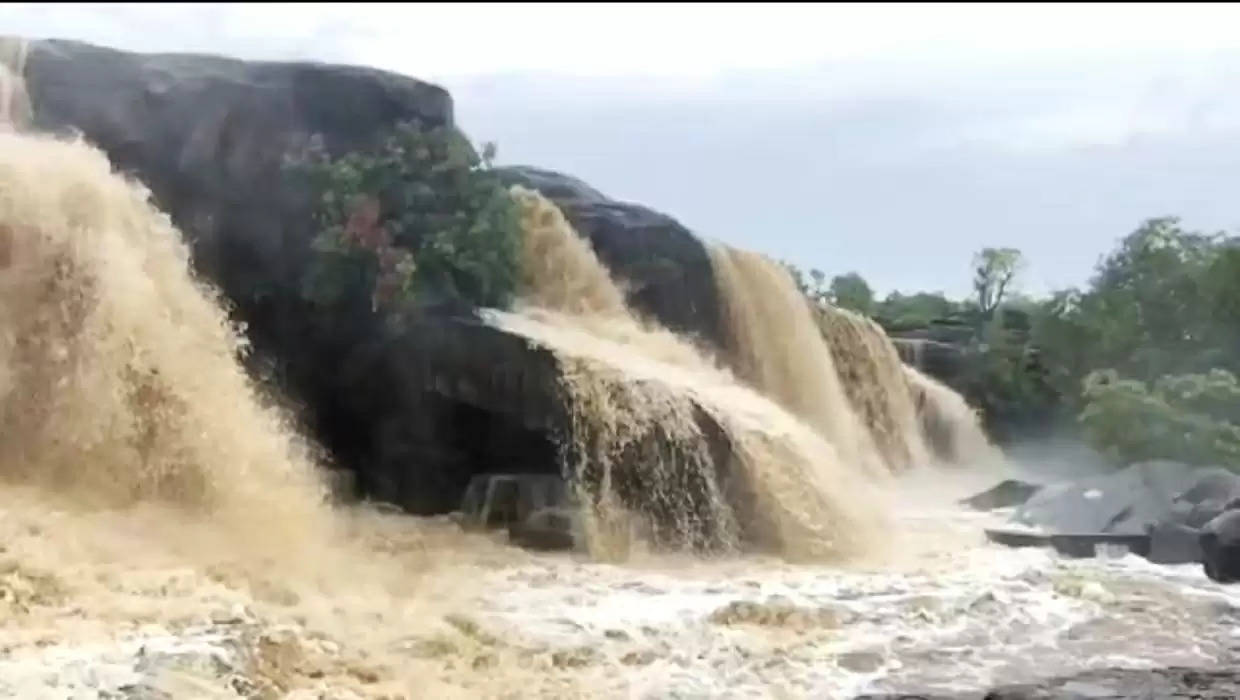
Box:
xmin=1079 ymin=368 xmax=1240 ymax=467
xmin=292 ymin=121 xmax=521 ymax=315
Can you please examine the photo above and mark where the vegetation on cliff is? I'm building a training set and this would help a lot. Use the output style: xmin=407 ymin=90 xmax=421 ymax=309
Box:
xmin=291 ymin=121 xmax=522 ymax=318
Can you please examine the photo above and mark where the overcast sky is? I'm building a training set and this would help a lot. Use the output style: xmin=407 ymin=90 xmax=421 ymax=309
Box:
xmin=5 ymin=3 xmax=1240 ymax=298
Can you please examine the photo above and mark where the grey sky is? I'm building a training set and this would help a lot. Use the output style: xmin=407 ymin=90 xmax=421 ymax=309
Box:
xmin=5 ymin=3 xmax=1240 ymax=298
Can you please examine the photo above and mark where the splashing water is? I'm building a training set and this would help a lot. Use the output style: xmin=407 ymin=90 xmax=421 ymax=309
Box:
xmin=0 ymin=131 xmax=331 ymax=545
xmin=0 ymin=129 xmax=581 ymax=699
xmin=502 ymin=186 xmax=885 ymax=560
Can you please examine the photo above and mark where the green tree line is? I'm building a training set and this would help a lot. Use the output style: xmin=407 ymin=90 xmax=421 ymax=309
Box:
xmin=790 ymin=217 xmax=1240 ymax=469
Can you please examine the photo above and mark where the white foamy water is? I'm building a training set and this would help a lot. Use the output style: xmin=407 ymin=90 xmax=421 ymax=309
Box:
xmin=6 ymin=471 xmax=1236 ymax=699
xmin=452 ymin=495 xmax=1240 ymax=698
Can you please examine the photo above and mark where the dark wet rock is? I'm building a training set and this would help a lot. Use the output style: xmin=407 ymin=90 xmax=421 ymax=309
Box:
xmin=855 ymin=666 xmax=1240 ymax=699
xmin=1145 ymin=521 xmax=1203 ymax=565
xmin=989 ymin=462 xmax=1240 ymax=567
xmin=1173 ymin=468 xmax=1240 ymax=507
xmin=960 ymin=480 xmax=1041 ymax=511
xmin=508 ymin=507 xmax=578 ymax=552
xmin=497 ymin=165 xmax=726 ymax=351
xmin=22 ymin=36 xmax=452 ymax=334
xmin=459 ymin=473 xmax=570 ymax=530
xmin=1201 ymin=509 xmax=1240 ymax=583
xmin=891 ymin=337 xmax=968 ymax=387
xmin=337 ymin=316 xmax=569 ymax=514
xmin=1012 ymin=461 xmax=1217 ymax=535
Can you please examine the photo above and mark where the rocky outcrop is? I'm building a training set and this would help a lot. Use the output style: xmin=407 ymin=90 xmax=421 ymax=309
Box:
xmin=12 ymin=37 xmax=748 ymax=517
xmin=960 ymin=479 xmax=1041 ymax=511
xmin=22 ymin=37 xmax=452 ymax=320
xmin=981 ymin=463 xmax=1240 ymax=570
xmin=1011 ymin=461 xmax=1238 ymax=535
xmin=497 ymin=166 xmax=726 ymax=351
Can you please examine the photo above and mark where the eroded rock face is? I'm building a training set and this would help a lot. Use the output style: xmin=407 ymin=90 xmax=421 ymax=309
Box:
xmin=497 ymin=166 xmax=726 ymax=351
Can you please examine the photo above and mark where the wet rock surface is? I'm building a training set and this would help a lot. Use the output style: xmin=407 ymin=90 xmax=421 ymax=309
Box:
xmin=1202 ymin=509 xmax=1240 ymax=583
xmin=979 ymin=463 xmax=1240 ymax=577
xmin=497 ymin=165 xmax=726 ymax=351
xmin=856 ymin=666 xmax=1240 ymax=699
xmin=960 ymin=479 xmax=1042 ymax=511
xmin=1012 ymin=461 xmax=1228 ymax=535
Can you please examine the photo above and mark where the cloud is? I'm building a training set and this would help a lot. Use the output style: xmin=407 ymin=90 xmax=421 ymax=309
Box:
xmin=3 ymin=3 xmax=1239 ymax=298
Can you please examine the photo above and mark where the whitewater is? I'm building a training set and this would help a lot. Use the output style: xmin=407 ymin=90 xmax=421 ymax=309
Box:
xmin=0 ymin=128 xmax=1236 ymax=700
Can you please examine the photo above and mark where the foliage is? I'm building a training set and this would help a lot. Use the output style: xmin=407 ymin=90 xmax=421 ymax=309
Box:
xmin=787 ymin=216 xmax=1240 ymax=461
xmin=1035 ymin=219 xmax=1240 ymax=397
xmin=290 ymin=121 xmax=521 ymax=317
xmin=874 ymin=291 xmax=966 ymax=331
xmin=1079 ymin=369 xmax=1240 ymax=466
xmin=972 ymin=247 xmax=1024 ymax=318
xmin=782 ymin=261 xmax=830 ymax=307
xmin=828 ymin=272 xmax=875 ymax=315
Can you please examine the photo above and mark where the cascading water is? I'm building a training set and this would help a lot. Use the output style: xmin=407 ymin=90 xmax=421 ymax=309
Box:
xmin=814 ymin=304 xmax=931 ymax=471
xmin=904 ymin=365 xmax=1002 ymax=466
xmin=0 ymin=67 xmax=1217 ymax=699
xmin=706 ymin=242 xmax=998 ymax=472
xmin=0 ymin=131 xmax=331 ymax=543
xmin=707 ymin=244 xmax=890 ymax=476
xmin=0 ymin=37 xmax=31 ymax=129
xmin=497 ymin=186 xmax=885 ymax=560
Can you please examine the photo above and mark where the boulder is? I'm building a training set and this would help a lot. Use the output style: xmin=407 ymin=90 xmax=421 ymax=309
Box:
xmin=1012 ymin=461 xmax=1216 ymax=535
xmin=496 ymin=165 xmax=726 ymax=351
xmin=21 ymin=36 xmax=452 ymax=325
xmin=1201 ymin=509 xmax=1240 ymax=583
xmin=985 ymin=462 xmax=1240 ymax=567
xmin=508 ymin=507 xmax=578 ymax=551
xmin=960 ymin=479 xmax=1041 ymax=511
xmin=1146 ymin=521 xmax=1204 ymax=565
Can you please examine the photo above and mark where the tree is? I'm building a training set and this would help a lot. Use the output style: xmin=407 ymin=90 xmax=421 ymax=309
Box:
xmin=781 ymin=261 xmax=830 ymax=306
xmin=828 ymin=272 xmax=874 ymax=315
xmin=290 ymin=120 xmax=522 ymax=318
xmin=972 ymin=247 xmax=1024 ymax=318
xmin=1079 ymin=368 xmax=1240 ymax=467
xmin=874 ymin=291 xmax=962 ymax=331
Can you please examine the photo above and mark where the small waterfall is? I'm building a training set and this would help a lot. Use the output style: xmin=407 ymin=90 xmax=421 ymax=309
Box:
xmin=904 ymin=365 xmax=1002 ymax=466
xmin=814 ymin=305 xmax=930 ymax=471
xmin=706 ymin=244 xmax=887 ymax=477
xmin=0 ymin=37 xmax=31 ymax=130
xmin=498 ymin=186 xmax=884 ymax=560
xmin=892 ymin=337 xmax=928 ymax=370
